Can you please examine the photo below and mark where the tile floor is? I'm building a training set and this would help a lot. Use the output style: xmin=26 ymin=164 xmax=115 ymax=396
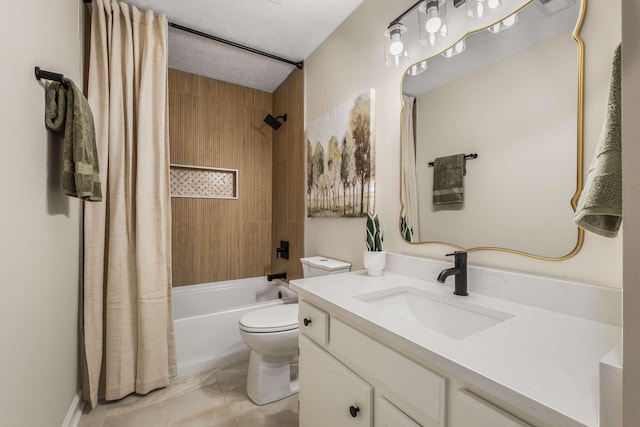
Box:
xmin=78 ymin=361 xmax=299 ymax=427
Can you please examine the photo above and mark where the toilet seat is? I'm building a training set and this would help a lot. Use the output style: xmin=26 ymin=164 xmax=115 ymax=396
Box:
xmin=239 ymin=304 xmax=299 ymax=333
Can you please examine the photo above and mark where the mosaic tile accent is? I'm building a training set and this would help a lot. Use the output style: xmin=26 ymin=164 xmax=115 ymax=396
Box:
xmin=170 ymin=165 xmax=237 ymax=199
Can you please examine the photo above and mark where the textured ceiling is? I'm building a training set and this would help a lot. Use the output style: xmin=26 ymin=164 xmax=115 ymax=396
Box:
xmin=123 ymin=0 xmax=364 ymax=92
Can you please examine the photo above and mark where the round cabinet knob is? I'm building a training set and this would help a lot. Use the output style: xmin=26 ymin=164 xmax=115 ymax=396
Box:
xmin=303 ymin=318 xmax=312 ymax=327
xmin=349 ymin=405 xmax=360 ymax=418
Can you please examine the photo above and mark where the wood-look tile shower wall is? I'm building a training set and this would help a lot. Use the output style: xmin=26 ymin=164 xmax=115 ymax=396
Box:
xmin=169 ymin=69 xmax=273 ymax=286
xmin=272 ymin=69 xmax=305 ymax=280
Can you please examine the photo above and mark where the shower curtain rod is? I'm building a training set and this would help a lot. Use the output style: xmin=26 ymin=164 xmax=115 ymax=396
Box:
xmin=82 ymin=0 xmax=304 ymax=70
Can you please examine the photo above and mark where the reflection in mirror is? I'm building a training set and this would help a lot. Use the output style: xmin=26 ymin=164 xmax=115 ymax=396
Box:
xmin=400 ymin=0 xmax=583 ymax=259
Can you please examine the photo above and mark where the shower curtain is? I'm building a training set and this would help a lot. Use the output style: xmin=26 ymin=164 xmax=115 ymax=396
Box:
xmin=82 ymin=0 xmax=176 ymax=407
xmin=401 ymin=95 xmax=420 ymax=242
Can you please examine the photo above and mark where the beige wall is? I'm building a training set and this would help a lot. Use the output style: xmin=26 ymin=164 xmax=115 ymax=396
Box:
xmin=0 ymin=1 xmax=83 ymax=426
xmin=622 ymin=0 xmax=640 ymax=424
xmin=305 ymin=0 xmax=622 ymax=287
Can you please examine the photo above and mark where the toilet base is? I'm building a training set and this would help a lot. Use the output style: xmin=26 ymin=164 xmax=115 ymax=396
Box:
xmin=246 ymin=350 xmax=298 ymax=405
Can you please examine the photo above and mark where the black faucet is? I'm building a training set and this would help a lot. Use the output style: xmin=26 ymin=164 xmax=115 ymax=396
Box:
xmin=437 ymin=251 xmax=468 ymax=296
xmin=267 ymin=272 xmax=287 ymax=281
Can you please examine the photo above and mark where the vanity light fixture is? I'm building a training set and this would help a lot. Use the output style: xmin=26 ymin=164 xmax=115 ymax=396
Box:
xmin=407 ymin=60 xmax=428 ymax=76
xmin=466 ymin=0 xmax=502 ymax=19
xmin=384 ymin=0 xmax=504 ymax=68
xmin=488 ymin=12 xmax=518 ymax=33
xmin=384 ymin=23 xmax=410 ymax=67
xmin=441 ymin=39 xmax=466 ymax=58
xmin=418 ymin=0 xmax=448 ymax=47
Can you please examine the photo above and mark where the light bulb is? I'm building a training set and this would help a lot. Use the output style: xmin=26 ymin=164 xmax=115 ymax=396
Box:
xmin=488 ymin=0 xmax=500 ymax=9
xmin=407 ymin=61 xmax=428 ymax=77
xmin=503 ymin=13 xmax=517 ymax=27
xmin=389 ymin=33 xmax=404 ymax=56
xmin=476 ymin=2 xmax=484 ymax=18
xmin=425 ymin=4 xmax=442 ymax=33
xmin=442 ymin=40 xmax=466 ymax=58
xmin=429 ymin=32 xmax=436 ymax=46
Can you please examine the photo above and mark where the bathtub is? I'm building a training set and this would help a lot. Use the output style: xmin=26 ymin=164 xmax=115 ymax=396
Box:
xmin=173 ymin=276 xmax=296 ymax=377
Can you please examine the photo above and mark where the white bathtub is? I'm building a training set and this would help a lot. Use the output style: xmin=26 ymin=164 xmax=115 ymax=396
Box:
xmin=173 ymin=276 xmax=296 ymax=377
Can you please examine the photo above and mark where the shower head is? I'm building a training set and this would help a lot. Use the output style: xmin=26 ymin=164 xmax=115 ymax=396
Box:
xmin=264 ymin=113 xmax=287 ymax=130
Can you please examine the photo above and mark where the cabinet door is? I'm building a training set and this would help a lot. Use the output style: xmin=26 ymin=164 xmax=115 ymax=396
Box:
xmin=299 ymin=334 xmax=373 ymax=427
xmin=376 ymin=397 xmax=422 ymax=427
xmin=452 ymin=389 xmax=531 ymax=427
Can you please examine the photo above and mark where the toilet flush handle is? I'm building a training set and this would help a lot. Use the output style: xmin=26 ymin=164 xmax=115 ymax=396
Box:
xmin=303 ymin=318 xmax=312 ymax=327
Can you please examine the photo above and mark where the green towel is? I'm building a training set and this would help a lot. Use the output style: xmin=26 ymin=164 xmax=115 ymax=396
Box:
xmin=574 ymin=44 xmax=621 ymax=238
xmin=433 ymin=154 xmax=465 ymax=205
xmin=45 ymin=79 xmax=102 ymax=202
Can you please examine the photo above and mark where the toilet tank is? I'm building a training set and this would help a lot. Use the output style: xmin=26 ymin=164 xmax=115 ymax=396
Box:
xmin=300 ymin=256 xmax=351 ymax=278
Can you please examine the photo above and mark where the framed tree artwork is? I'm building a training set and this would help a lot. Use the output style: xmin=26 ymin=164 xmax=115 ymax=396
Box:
xmin=306 ymin=89 xmax=376 ymax=218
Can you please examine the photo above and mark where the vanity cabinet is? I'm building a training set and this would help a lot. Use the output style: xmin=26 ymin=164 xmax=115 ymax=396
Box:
xmin=376 ymin=397 xmax=422 ymax=427
xmin=299 ymin=300 xmax=329 ymax=346
xmin=299 ymin=301 xmax=443 ymax=427
xmin=450 ymin=389 xmax=531 ymax=427
xmin=298 ymin=299 xmax=539 ymax=427
xmin=299 ymin=334 xmax=373 ymax=426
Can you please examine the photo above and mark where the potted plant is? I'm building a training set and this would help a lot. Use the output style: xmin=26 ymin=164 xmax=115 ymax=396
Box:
xmin=364 ymin=213 xmax=385 ymax=276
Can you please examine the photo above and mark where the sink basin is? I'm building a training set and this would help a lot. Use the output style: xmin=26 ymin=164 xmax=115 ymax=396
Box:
xmin=355 ymin=286 xmax=513 ymax=339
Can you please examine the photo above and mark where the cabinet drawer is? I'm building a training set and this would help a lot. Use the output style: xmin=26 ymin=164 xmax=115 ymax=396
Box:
xmin=331 ymin=318 xmax=446 ymax=427
xmin=377 ymin=397 xmax=422 ymax=427
xmin=453 ymin=389 xmax=531 ymax=427
xmin=300 ymin=334 xmax=373 ymax=427
xmin=299 ymin=300 xmax=329 ymax=346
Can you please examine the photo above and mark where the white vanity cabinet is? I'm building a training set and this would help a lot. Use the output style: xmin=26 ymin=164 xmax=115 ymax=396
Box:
xmin=299 ymin=300 xmax=444 ymax=427
xmin=299 ymin=300 xmax=329 ymax=346
xmin=376 ymin=397 xmax=422 ymax=427
xmin=450 ymin=389 xmax=531 ymax=427
xmin=299 ymin=334 xmax=373 ymax=427
xmin=298 ymin=299 xmax=538 ymax=427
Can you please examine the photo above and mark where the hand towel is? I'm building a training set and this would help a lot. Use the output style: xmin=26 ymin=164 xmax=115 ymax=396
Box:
xmin=574 ymin=44 xmax=621 ymax=237
xmin=45 ymin=79 xmax=102 ymax=201
xmin=433 ymin=154 xmax=465 ymax=205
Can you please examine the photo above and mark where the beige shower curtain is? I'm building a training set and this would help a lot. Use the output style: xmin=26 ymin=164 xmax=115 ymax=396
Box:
xmin=82 ymin=0 xmax=176 ymax=408
xmin=401 ymin=95 xmax=420 ymax=241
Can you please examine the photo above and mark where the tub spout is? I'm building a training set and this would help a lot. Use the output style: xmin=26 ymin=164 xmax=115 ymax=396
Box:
xmin=267 ymin=272 xmax=287 ymax=281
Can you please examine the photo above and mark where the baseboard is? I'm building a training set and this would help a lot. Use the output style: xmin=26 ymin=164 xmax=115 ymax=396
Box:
xmin=61 ymin=393 xmax=84 ymax=427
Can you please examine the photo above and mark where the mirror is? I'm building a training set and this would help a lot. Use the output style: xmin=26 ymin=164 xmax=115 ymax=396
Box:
xmin=400 ymin=0 xmax=584 ymax=259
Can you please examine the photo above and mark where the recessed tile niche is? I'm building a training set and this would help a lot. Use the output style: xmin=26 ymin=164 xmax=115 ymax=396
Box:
xmin=169 ymin=164 xmax=238 ymax=199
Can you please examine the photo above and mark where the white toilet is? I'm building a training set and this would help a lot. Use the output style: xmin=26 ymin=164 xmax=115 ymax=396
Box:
xmin=239 ymin=256 xmax=351 ymax=405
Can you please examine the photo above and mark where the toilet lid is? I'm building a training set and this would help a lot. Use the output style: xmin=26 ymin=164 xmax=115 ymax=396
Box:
xmin=239 ymin=304 xmax=299 ymax=333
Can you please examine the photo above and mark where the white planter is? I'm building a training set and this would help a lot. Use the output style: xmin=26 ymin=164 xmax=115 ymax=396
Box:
xmin=363 ymin=251 xmax=386 ymax=276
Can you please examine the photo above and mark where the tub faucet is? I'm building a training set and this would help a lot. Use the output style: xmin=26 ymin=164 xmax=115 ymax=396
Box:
xmin=437 ymin=251 xmax=468 ymax=296
xmin=267 ymin=272 xmax=287 ymax=281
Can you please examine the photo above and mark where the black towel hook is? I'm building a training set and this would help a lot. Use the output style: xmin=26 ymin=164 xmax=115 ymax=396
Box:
xmin=35 ymin=66 xmax=68 ymax=89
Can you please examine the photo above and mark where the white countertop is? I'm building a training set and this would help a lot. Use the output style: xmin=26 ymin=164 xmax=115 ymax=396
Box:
xmin=290 ymin=270 xmax=621 ymax=427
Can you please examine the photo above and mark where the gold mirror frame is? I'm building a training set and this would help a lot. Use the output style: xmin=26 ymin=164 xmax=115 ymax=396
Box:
xmin=398 ymin=0 xmax=586 ymax=262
